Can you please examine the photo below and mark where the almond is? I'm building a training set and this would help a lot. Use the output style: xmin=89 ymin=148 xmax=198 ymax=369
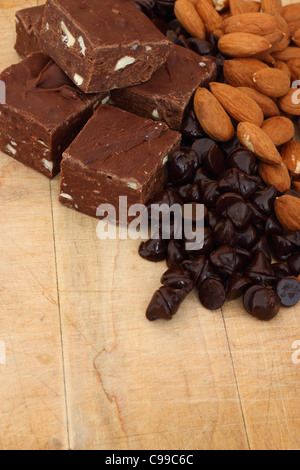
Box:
xmin=253 ymin=68 xmax=290 ymax=97
xmin=174 ymin=0 xmax=205 ymax=39
xmin=272 ymin=47 xmax=300 ymax=62
xmin=218 ymin=32 xmax=272 ymax=57
xmin=261 ymin=116 xmax=295 ymax=146
xmin=261 ymin=0 xmax=282 ymax=15
xmin=282 ymin=4 xmax=300 ymax=24
xmin=266 ymin=30 xmax=286 ymax=51
xmin=194 ymin=88 xmax=235 ymax=142
xmin=238 ymin=87 xmax=280 ymax=117
xmin=274 ymin=195 xmax=300 ymax=231
xmin=286 ymin=58 xmax=300 ymax=81
xmin=196 ymin=0 xmax=222 ymax=34
xmin=275 ymin=60 xmax=292 ymax=80
xmin=223 ymin=58 xmax=269 ymax=88
xmin=252 ymin=52 xmax=276 ymax=65
xmin=271 ymin=13 xmax=290 ymax=52
xmin=237 ymin=121 xmax=283 ymax=165
xmin=259 ymin=162 xmax=291 ymax=192
xmin=292 ymin=28 xmax=300 ymax=48
xmin=221 ymin=13 xmax=277 ymax=36
xmin=280 ymin=139 xmax=300 ymax=178
xmin=287 ymin=20 xmax=300 ymax=38
xmin=278 ymin=88 xmax=300 ymax=115
xmin=209 ymin=82 xmax=264 ymax=125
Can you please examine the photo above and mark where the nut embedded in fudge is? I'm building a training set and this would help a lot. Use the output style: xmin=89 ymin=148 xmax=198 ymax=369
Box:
xmin=112 ymin=45 xmax=217 ymax=131
xmin=59 ymin=105 xmax=181 ymax=220
xmin=40 ymin=0 xmax=173 ymax=93
xmin=15 ymin=5 xmax=45 ymax=58
xmin=0 ymin=52 xmax=109 ymax=178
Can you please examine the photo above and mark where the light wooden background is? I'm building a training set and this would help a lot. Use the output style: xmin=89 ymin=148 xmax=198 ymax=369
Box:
xmin=0 ymin=0 xmax=300 ymax=451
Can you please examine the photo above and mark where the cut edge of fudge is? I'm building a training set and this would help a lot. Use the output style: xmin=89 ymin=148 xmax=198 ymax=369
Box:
xmin=0 ymin=53 xmax=109 ymax=179
xmin=40 ymin=0 xmax=173 ymax=93
xmin=15 ymin=5 xmax=44 ymax=58
xmin=59 ymin=105 xmax=181 ymax=220
xmin=112 ymin=46 xmax=217 ymax=130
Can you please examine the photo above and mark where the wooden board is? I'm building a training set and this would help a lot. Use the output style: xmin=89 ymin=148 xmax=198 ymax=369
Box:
xmin=0 ymin=0 xmax=300 ymax=451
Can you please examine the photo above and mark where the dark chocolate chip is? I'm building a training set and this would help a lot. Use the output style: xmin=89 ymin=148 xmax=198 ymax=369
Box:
xmin=288 ymin=252 xmax=300 ymax=276
xmin=226 ymin=147 xmax=257 ymax=175
xmin=248 ymin=287 xmax=281 ymax=321
xmin=214 ymin=218 xmax=239 ymax=247
xmin=251 ymin=186 xmax=277 ymax=214
xmin=161 ymin=264 xmax=195 ymax=291
xmin=199 ymin=179 xmax=220 ymax=208
xmin=216 ymin=192 xmax=244 ymax=217
xmin=227 ymin=201 xmax=253 ymax=229
xmin=270 ymin=234 xmax=295 ymax=262
xmin=202 ymin=144 xmax=225 ymax=176
xmin=167 ymin=149 xmax=198 ymax=185
xmin=276 ymin=277 xmax=300 ymax=307
xmin=146 ymin=286 xmax=189 ymax=321
xmin=218 ymin=168 xmax=240 ymax=193
xmin=184 ymin=226 xmax=214 ymax=255
xmin=187 ymin=38 xmax=217 ymax=55
xmin=182 ymin=255 xmax=206 ymax=285
xmin=227 ymin=274 xmax=253 ymax=301
xmin=139 ymin=236 xmax=168 ymax=262
xmin=238 ymin=224 xmax=258 ymax=250
xmin=264 ymin=214 xmax=283 ymax=236
xmin=272 ymin=263 xmax=290 ymax=282
xmin=251 ymin=236 xmax=272 ymax=262
xmin=167 ymin=240 xmax=186 ymax=268
xmin=181 ymin=110 xmax=205 ymax=140
xmin=177 ymin=183 xmax=201 ymax=203
xmin=191 ymin=138 xmax=216 ymax=164
xmin=210 ymin=246 xmax=237 ymax=276
xmin=245 ymin=252 xmax=275 ymax=286
xmin=198 ymin=279 xmax=226 ymax=310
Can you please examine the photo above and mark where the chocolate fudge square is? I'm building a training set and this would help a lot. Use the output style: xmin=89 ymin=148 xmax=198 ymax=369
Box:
xmin=0 ymin=53 xmax=109 ymax=178
xmin=40 ymin=0 xmax=172 ymax=93
xmin=112 ymin=45 xmax=217 ymax=130
xmin=60 ymin=105 xmax=181 ymax=219
xmin=15 ymin=5 xmax=44 ymax=58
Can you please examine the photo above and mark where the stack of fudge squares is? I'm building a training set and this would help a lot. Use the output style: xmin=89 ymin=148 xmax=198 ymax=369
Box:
xmin=1 ymin=0 xmax=217 ymax=219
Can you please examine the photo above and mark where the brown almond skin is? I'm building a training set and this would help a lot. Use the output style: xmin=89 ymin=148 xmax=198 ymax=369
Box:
xmin=229 ymin=0 xmax=250 ymax=15
xmin=282 ymin=4 xmax=300 ymax=24
xmin=261 ymin=116 xmax=295 ymax=146
xmin=209 ymin=82 xmax=264 ymax=126
xmin=194 ymin=88 xmax=234 ymax=142
xmin=271 ymin=14 xmax=290 ymax=53
xmin=259 ymin=162 xmax=291 ymax=193
xmin=238 ymin=87 xmax=280 ymax=117
xmin=221 ymin=13 xmax=277 ymax=36
xmin=273 ymin=47 xmax=300 ymax=62
xmin=237 ymin=121 xmax=283 ymax=165
xmin=294 ymin=181 xmax=300 ymax=193
xmin=174 ymin=0 xmax=205 ymax=39
xmin=288 ymin=20 xmax=300 ymax=38
xmin=253 ymin=68 xmax=291 ymax=98
xmin=278 ymin=88 xmax=300 ymax=116
xmin=275 ymin=195 xmax=300 ymax=231
xmin=224 ymin=58 xmax=269 ymax=88
xmin=261 ymin=0 xmax=282 ymax=15
xmin=275 ymin=61 xmax=292 ymax=80
xmin=196 ymin=0 xmax=222 ymax=34
xmin=281 ymin=140 xmax=300 ymax=178
xmin=218 ymin=32 xmax=272 ymax=58
xmin=286 ymin=58 xmax=300 ymax=81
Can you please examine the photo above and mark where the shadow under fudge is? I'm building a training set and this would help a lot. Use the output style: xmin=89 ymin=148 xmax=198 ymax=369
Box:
xmin=60 ymin=105 xmax=181 ymax=220
xmin=0 ymin=52 xmax=109 ymax=178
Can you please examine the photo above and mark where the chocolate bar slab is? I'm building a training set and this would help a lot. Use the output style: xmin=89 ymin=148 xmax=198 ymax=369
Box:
xmin=15 ymin=5 xmax=44 ymax=58
xmin=60 ymin=105 xmax=181 ymax=219
xmin=112 ymin=45 xmax=217 ymax=131
xmin=40 ymin=0 xmax=172 ymax=93
xmin=0 ymin=53 xmax=109 ymax=178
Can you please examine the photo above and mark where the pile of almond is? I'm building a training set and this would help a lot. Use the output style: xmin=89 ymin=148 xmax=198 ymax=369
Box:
xmin=174 ymin=0 xmax=300 ymax=230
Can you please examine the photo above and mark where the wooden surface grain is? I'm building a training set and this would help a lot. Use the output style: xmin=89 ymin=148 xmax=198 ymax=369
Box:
xmin=0 ymin=0 xmax=300 ymax=451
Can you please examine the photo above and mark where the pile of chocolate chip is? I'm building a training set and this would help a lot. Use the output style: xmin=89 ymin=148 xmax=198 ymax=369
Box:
xmin=137 ymin=0 xmax=300 ymax=322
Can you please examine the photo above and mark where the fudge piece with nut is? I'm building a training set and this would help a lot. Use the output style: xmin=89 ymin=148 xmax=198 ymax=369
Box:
xmin=0 ymin=53 xmax=109 ymax=178
xmin=15 ymin=5 xmax=45 ymax=58
xmin=59 ymin=105 xmax=181 ymax=219
xmin=40 ymin=0 xmax=172 ymax=93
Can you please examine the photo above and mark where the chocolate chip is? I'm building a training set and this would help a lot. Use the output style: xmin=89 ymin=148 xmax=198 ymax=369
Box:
xmin=184 ymin=226 xmax=214 ymax=255
xmin=210 ymin=246 xmax=237 ymax=276
xmin=198 ymin=279 xmax=226 ymax=310
xmin=177 ymin=183 xmax=201 ymax=203
xmin=187 ymin=38 xmax=217 ymax=56
xmin=226 ymin=147 xmax=257 ymax=175
xmin=264 ymin=214 xmax=283 ymax=236
xmin=199 ymin=179 xmax=220 ymax=208
xmin=193 ymin=166 xmax=212 ymax=184
xmin=139 ymin=236 xmax=168 ymax=262
xmin=146 ymin=286 xmax=189 ymax=321
xmin=251 ymin=186 xmax=277 ymax=214
xmin=207 ymin=210 xmax=221 ymax=230
xmin=251 ymin=237 xmax=272 ymax=262
xmin=167 ymin=240 xmax=186 ymax=268
xmin=288 ymin=252 xmax=300 ymax=276
xmin=276 ymin=277 xmax=300 ymax=307
xmin=181 ymin=110 xmax=205 ymax=140
xmin=161 ymin=264 xmax=194 ymax=291
xmin=216 ymin=192 xmax=244 ymax=217
xmin=270 ymin=234 xmax=295 ymax=262
xmin=272 ymin=263 xmax=290 ymax=282
xmin=167 ymin=149 xmax=198 ymax=185
xmin=214 ymin=218 xmax=239 ymax=248
xmin=238 ymin=224 xmax=258 ymax=250
xmin=245 ymin=287 xmax=281 ymax=321
xmin=218 ymin=168 xmax=240 ymax=193
xmin=227 ymin=201 xmax=253 ymax=229
xmin=202 ymin=144 xmax=225 ymax=176
xmin=191 ymin=138 xmax=216 ymax=164
xmin=182 ymin=255 xmax=206 ymax=285
xmin=245 ymin=252 xmax=275 ymax=286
